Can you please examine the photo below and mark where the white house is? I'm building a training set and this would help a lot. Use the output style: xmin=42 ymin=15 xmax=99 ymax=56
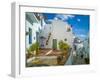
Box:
xmin=25 ymin=12 xmax=42 ymax=48
xmin=40 ymin=19 xmax=73 ymax=50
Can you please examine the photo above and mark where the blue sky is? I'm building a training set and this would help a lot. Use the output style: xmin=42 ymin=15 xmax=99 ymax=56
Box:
xmin=43 ymin=13 xmax=89 ymax=40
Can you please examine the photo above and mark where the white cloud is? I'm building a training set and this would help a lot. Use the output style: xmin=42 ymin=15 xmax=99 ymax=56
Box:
xmin=77 ymin=18 xmax=81 ymax=22
xmin=74 ymin=29 xmax=87 ymax=38
xmin=47 ymin=19 xmax=53 ymax=22
xmin=54 ymin=17 xmax=58 ymax=20
xmin=54 ymin=14 xmax=75 ymax=21
xmin=76 ymin=34 xmax=86 ymax=39
xmin=79 ymin=34 xmax=86 ymax=37
xmin=74 ymin=29 xmax=86 ymax=33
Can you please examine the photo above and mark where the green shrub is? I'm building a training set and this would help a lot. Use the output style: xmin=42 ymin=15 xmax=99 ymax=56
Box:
xmin=27 ymin=42 xmax=40 ymax=55
xmin=58 ymin=40 xmax=70 ymax=55
xmin=26 ymin=48 xmax=33 ymax=58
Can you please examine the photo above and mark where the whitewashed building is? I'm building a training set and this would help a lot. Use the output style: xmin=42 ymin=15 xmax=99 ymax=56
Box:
xmin=25 ymin=13 xmax=42 ymax=48
xmin=40 ymin=19 xmax=73 ymax=50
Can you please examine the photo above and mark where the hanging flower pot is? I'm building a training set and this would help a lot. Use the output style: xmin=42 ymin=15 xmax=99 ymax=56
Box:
xmin=26 ymin=32 xmax=29 ymax=35
xmin=67 ymin=27 xmax=71 ymax=32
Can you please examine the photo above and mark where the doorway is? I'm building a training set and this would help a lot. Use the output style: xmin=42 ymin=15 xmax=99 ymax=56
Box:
xmin=53 ymin=39 xmax=57 ymax=50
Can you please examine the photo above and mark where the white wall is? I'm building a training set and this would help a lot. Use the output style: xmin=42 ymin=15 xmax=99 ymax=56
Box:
xmin=42 ymin=20 xmax=73 ymax=49
xmin=44 ymin=24 xmax=53 ymax=48
xmin=26 ymin=20 xmax=33 ymax=48
xmin=52 ymin=20 xmax=73 ymax=49
xmin=26 ymin=18 xmax=41 ymax=48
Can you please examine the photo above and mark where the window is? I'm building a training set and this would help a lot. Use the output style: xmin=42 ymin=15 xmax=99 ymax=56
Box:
xmin=50 ymin=27 xmax=51 ymax=29
xmin=64 ymin=38 xmax=67 ymax=41
xmin=29 ymin=28 xmax=32 ymax=44
xmin=34 ymin=37 xmax=35 ymax=40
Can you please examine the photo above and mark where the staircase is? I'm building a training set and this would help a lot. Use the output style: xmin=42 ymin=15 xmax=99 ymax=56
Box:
xmin=46 ymin=33 xmax=51 ymax=45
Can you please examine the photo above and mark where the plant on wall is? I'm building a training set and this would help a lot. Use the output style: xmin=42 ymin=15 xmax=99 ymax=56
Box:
xmin=67 ymin=27 xmax=71 ymax=32
xmin=58 ymin=40 xmax=70 ymax=55
xmin=26 ymin=32 xmax=29 ymax=35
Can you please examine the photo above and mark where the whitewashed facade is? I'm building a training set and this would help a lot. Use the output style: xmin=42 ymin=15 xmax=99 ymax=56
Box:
xmin=25 ymin=13 xmax=41 ymax=48
xmin=40 ymin=20 xmax=73 ymax=50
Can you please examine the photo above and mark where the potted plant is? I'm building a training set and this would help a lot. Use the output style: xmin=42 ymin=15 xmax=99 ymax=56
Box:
xmin=26 ymin=48 xmax=33 ymax=58
xmin=34 ymin=42 xmax=40 ymax=55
